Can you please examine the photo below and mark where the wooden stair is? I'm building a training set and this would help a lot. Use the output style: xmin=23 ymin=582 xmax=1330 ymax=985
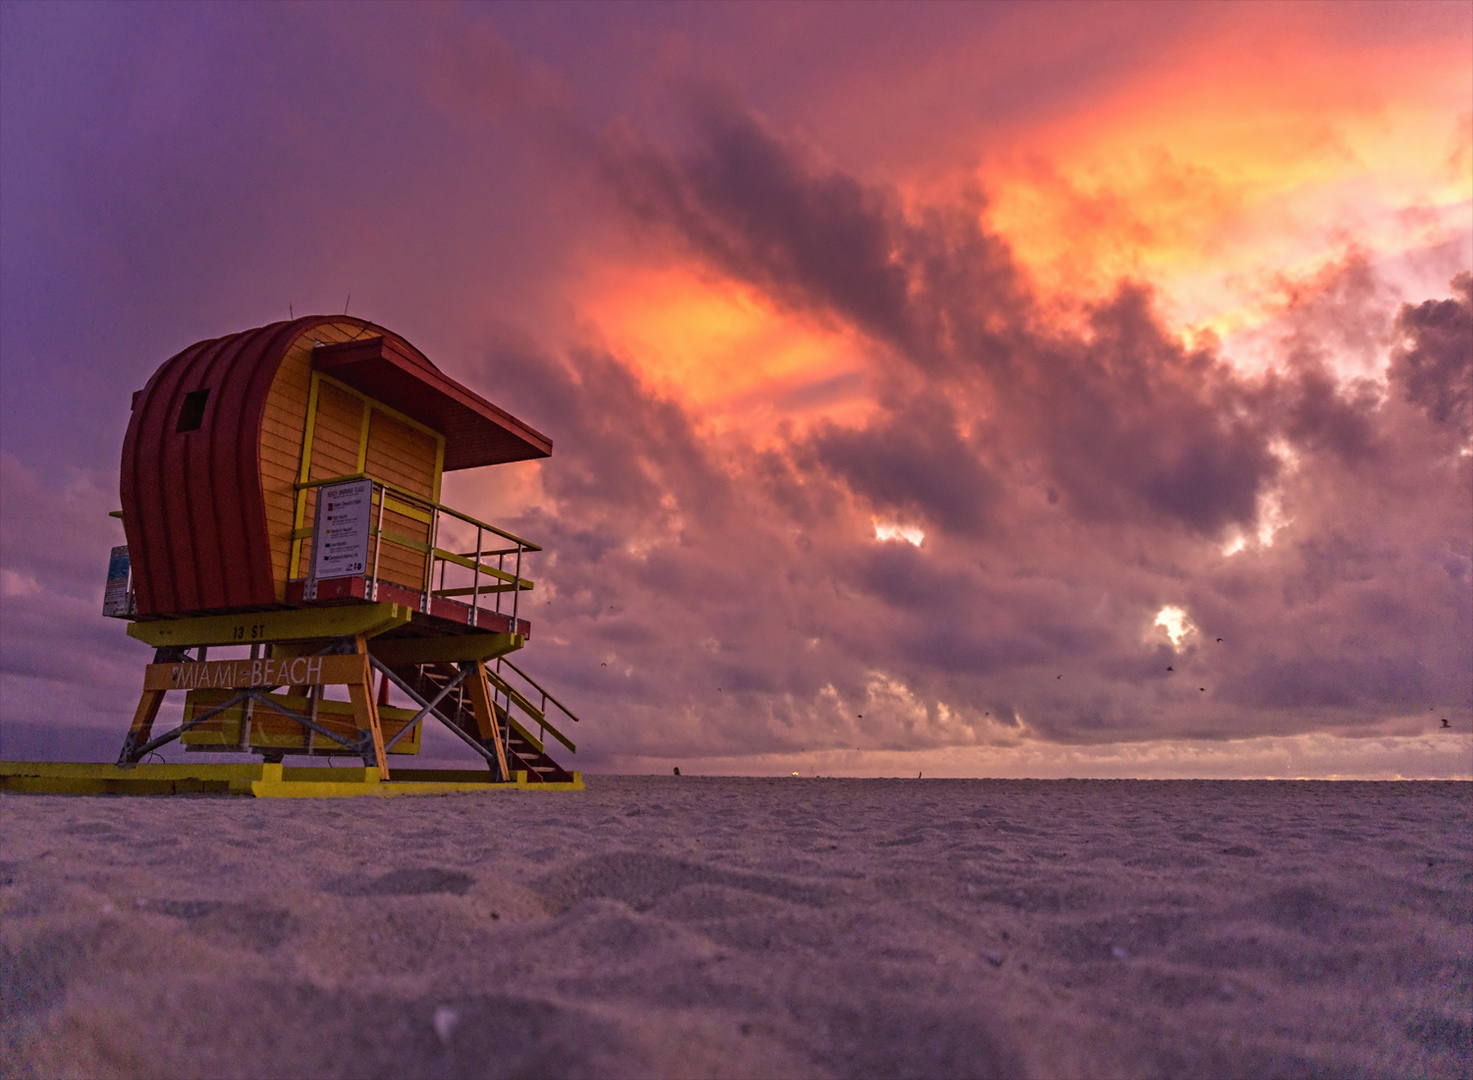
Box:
xmin=391 ymin=661 xmax=576 ymax=783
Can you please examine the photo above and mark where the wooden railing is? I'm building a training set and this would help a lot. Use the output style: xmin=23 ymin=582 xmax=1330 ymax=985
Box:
xmin=485 ymin=657 xmax=581 ymax=753
xmin=294 ymin=473 xmax=537 ymax=629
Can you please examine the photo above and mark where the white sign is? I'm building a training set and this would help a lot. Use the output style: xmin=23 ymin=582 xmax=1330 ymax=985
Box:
xmin=311 ymin=478 xmax=373 ymax=582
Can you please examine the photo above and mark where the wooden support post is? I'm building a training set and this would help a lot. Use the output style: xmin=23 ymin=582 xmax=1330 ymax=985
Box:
xmin=346 ymin=635 xmax=390 ymax=778
xmin=466 ymin=660 xmax=512 ymax=782
xmin=119 ymin=689 xmax=166 ymax=763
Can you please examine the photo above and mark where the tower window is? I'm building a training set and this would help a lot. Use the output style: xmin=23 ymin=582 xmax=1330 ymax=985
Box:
xmin=177 ymin=389 xmax=210 ymax=433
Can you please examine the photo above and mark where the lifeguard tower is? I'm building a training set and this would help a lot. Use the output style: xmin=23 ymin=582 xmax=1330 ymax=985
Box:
xmin=4 ymin=316 xmax=582 ymax=796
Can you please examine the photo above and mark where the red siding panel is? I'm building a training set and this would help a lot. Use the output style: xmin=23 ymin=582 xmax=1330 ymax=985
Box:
xmin=122 ymin=318 xmax=338 ymax=616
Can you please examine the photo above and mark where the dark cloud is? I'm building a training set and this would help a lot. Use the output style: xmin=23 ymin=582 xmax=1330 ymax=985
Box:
xmin=0 ymin=455 xmax=159 ymax=738
xmin=1021 ymin=289 xmax=1279 ymax=534
xmin=807 ymin=395 xmax=1002 ymax=537
xmin=602 ymin=104 xmax=926 ymax=354
xmin=1279 ymin=363 xmax=1382 ymax=466
xmin=1389 ymin=271 xmax=1473 ymax=441
xmin=2 ymin=10 xmax=1468 ymax=771
xmin=571 ymin=100 xmax=1471 ymax=748
xmin=603 ymin=107 xmax=1299 ymax=540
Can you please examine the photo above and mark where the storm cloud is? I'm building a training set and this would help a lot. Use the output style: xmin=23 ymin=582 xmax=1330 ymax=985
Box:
xmin=523 ymin=101 xmax=1473 ymax=751
xmin=1 ymin=4 xmax=1468 ymax=774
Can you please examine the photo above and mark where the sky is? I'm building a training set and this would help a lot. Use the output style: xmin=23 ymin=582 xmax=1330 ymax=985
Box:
xmin=1 ymin=0 xmax=1469 ymax=778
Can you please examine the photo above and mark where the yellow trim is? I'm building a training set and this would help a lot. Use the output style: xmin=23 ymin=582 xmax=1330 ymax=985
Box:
xmin=379 ymin=527 xmax=431 ymax=554
xmin=125 ymin=603 xmax=412 ymax=648
xmin=249 ymin=771 xmax=582 ymax=798
xmin=290 ymin=372 xmax=323 ymax=579
xmin=504 ymin=712 xmax=545 ymax=754
xmin=306 ymin=371 xmax=447 ymax=533
xmin=314 ymin=371 xmax=446 ymax=445
xmin=433 ymin=548 xmax=534 ymax=588
xmin=355 ymin=398 xmax=371 ymax=471
xmin=433 ymin=437 xmax=444 ymax=503
xmin=432 ymin=584 xmax=522 ymax=596
xmin=294 ymin=473 xmax=540 ymax=550
xmin=299 ymin=373 xmax=322 ymax=483
xmin=385 ymin=493 xmax=433 ymax=525
xmin=485 ymin=669 xmax=577 ymax=754
xmin=288 ymin=529 xmax=532 ymax=588
xmin=293 ymin=369 xmax=449 ymax=579
xmin=502 ymin=657 xmax=582 ymax=726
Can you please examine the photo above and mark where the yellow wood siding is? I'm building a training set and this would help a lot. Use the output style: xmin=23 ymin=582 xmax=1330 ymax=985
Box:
xmin=259 ymin=341 xmax=312 ymax=600
xmin=180 ymin=689 xmax=422 ymax=754
xmin=360 ymin=412 xmax=434 ymax=590
xmin=365 ymin=412 xmax=437 ymax=497
xmin=308 ymin=382 xmax=364 ymax=480
xmin=259 ymin=321 xmax=382 ymax=596
xmin=297 ymin=377 xmax=368 ymax=573
xmin=373 ymin=504 xmax=433 ymax=591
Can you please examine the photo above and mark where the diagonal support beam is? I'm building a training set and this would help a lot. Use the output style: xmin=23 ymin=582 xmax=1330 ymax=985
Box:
xmin=123 ymin=691 xmax=251 ymax=763
xmin=381 ymin=665 xmax=470 ymax=753
xmin=465 ymin=660 xmax=513 ymax=783
xmin=244 ymin=690 xmax=365 ymax=754
xmin=371 ymin=658 xmax=506 ymax=780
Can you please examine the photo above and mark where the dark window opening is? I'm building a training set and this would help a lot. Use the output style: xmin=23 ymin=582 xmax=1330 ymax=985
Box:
xmin=176 ymin=389 xmax=210 ymax=433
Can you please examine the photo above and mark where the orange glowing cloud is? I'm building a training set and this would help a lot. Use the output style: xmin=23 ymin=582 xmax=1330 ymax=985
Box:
xmin=575 ymin=264 xmax=875 ymax=437
xmin=976 ymin=13 xmax=1472 ymax=339
xmin=578 ymin=9 xmax=1469 ymax=418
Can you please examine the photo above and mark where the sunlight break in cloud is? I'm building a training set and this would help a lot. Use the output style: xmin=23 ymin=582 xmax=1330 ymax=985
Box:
xmin=873 ymin=521 xmax=925 ymax=547
xmin=1154 ymin=605 xmax=1196 ymax=651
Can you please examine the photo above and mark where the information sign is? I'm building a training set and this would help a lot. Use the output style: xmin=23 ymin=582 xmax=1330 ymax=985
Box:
xmin=310 ymin=478 xmax=374 ymax=584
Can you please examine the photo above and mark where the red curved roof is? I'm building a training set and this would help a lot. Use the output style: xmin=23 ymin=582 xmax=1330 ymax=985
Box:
xmin=120 ymin=316 xmax=551 ymax=617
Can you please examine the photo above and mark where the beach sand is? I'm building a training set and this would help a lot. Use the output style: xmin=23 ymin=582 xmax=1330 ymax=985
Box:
xmin=2 ymin=777 xmax=1469 ymax=1079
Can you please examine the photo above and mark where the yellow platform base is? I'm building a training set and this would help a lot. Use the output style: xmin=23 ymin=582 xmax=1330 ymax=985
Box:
xmin=0 ymin=761 xmax=582 ymax=798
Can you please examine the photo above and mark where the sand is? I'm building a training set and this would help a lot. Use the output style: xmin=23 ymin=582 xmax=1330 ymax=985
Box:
xmin=1 ymin=777 xmax=1469 ymax=1079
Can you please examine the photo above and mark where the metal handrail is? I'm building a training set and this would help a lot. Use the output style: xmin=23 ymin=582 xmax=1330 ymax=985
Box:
xmin=482 ymin=664 xmax=577 ymax=753
xmin=294 ymin=472 xmax=541 ymax=551
xmin=500 ymin=658 xmax=582 ymax=725
xmin=296 ymin=474 xmax=535 ymax=627
xmin=431 ymin=547 xmax=532 ymax=587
